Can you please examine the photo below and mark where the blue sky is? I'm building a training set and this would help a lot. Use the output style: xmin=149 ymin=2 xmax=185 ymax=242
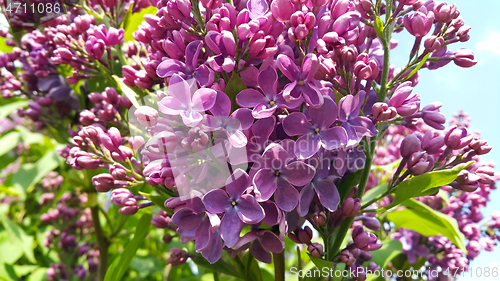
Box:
xmin=391 ymin=0 xmax=500 ymax=278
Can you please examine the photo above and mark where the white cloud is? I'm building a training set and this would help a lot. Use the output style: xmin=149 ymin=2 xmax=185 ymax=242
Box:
xmin=476 ymin=30 xmax=500 ymax=56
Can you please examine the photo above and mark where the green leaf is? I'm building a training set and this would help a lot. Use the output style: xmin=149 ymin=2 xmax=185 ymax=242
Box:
xmin=403 ymin=52 xmax=431 ymax=82
xmin=388 ymin=199 xmax=467 ymax=253
xmin=374 ymin=17 xmax=386 ymax=45
xmin=1 ymin=218 xmax=36 ymax=263
xmin=15 ymin=126 xmax=44 ymax=146
xmin=191 ymin=256 xmax=243 ymax=279
xmin=361 ymin=183 xmax=387 ymax=205
xmin=378 ymin=161 xmax=473 ymax=211
xmin=337 ymin=169 xmax=363 ymax=202
xmin=0 ymin=263 xmax=17 ymax=281
xmin=11 ymin=149 xmax=62 ymax=193
xmin=370 ymin=239 xmax=402 ymax=268
xmin=112 ymin=75 xmax=141 ymax=109
xmin=12 ymin=265 xmax=38 ymax=277
xmin=225 ymin=73 xmax=247 ymax=111
xmin=87 ymin=76 xmax=109 ymax=93
xmin=0 ymin=101 xmax=28 ymax=119
xmin=138 ymin=191 xmax=170 ymax=213
xmin=26 ymin=268 xmax=47 ymax=281
xmin=242 ymin=251 xmax=262 ymax=281
xmin=0 ymin=132 xmax=20 ymax=157
xmin=0 ymin=36 xmax=14 ymax=53
xmin=0 ymin=232 xmax=23 ymax=264
xmin=307 ymin=256 xmax=344 ymax=280
xmin=104 ymin=213 xmax=152 ymax=281
xmin=124 ymin=7 xmax=158 ymax=42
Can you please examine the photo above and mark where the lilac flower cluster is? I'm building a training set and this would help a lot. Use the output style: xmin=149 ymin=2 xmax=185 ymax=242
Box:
xmin=39 ymin=172 xmax=97 ymax=281
xmin=371 ymin=113 xmax=498 ymax=280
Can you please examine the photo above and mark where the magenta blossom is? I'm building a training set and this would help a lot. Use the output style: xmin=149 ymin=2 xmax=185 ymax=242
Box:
xmin=283 ymin=97 xmax=348 ymax=159
xmin=203 ymin=169 xmax=265 ymax=247
xmin=156 ymin=40 xmax=215 ymax=87
xmin=277 ymin=54 xmax=324 ymax=107
xmin=158 ymin=74 xmax=217 ymax=127
xmin=253 ymin=143 xmax=315 ymax=211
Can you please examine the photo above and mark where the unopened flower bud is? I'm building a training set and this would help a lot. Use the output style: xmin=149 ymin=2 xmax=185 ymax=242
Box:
xmin=313 ymin=212 xmax=327 ymax=226
xmin=424 ymin=36 xmax=444 ymax=52
xmin=129 ymin=136 xmax=145 ymax=151
xmin=445 ymin=126 xmax=472 ymax=150
xmin=342 ymin=198 xmax=361 ymax=217
xmin=166 ymin=248 xmax=189 ymax=266
xmin=111 ymin=188 xmax=133 ymax=206
xmin=400 ymin=134 xmax=421 ymax=158
xmin=308 ymin=243 xmax=324 ymax=258
xmin=92 ymin=174 xmax=115 ymax=192
xmin=289 ymin=226 xmax=313 ymax=244
xmin=453 ymin=49 xmax=477 ymax=68
xmin=119 ymin=197 xmax=138 ymax=215
xmin=372 ymin=102 xmax=397 ymax=121
xmin=135 ymin=106 xmax=159 ymax=127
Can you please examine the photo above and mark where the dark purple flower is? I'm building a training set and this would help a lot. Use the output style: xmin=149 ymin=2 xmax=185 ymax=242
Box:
xmin=237 ymin=67 xmax=295 ymax=119
xmin=297 ymin=154 xmax=340 ymax=216
xmin=253 ymin=143 xmax=315 ymax=211
xmin=205 ymin=31 xmax=236 ymax=73
xmin=232 ymin=230 xmax=284 ymax=263
xmin=203 ymin=169 xmax=265 ymax=247
xmin=156 ymin=40 xmax=215 ymax=87
xmin=338 ymin=91 xmax=378 ymax=147
xmin=277 ymin=54 xmax=324 ymax=108
xmin=283 ymin=97 xmax=348 ymax=159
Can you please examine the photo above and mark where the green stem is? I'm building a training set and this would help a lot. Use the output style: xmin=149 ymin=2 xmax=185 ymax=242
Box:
xmin=273 ymin=251 xmax=285 ymax=281
xmin=90 ymin=202 xmax=109 ymax=281
xmin=213 ymin=271 xmax=220 ymax=281
xmin=329 ymin=138 xmax=377 ymax=257
xmin=377 ymin=41 xmax=391 ymax=102
xmin=296 ymin=246 xmax=303 ymax=281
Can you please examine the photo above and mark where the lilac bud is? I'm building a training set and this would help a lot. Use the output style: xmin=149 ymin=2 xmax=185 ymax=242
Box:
xmin=389 ymin=81 xmax=420 ymax=116
xmin=339 ymin=249 xmax=356 ymax=265
xmin=403 ymin=7 xmax=435 ymax=37
xmin=469 ymin=138 xmax=492 ymax=155
xmin=340 ymin=45 xmax=359 ymax=63
xmin=407 ymin=151 xmax=434 ymax=175
xmin=106 ymin=27 xmax=124 ymax=46
xmin=454 ymin=49 xmax=477 ymax=68
xmin=40 ymin=193 xmax=55 ymax=205
xmin=444 ymin=126 xmax=472 ymax=150
xmin=475 ymin=166 xmax=495 ymax=185
xmin=85 ymin=37 xmax=105 ymax=59
xmin=424 ymin=36 xmax=444 ymax=52
xmin=433 ymin=2 xmax=458 ymax=23
xmin=119 ymin=197 xmax=138 ymax=215
xmin=117 ymin=146 xmax=134 ymax=160
xmin=352 ymin=225 xmax=370 ymax=248
xmin=88 ymin=92 xmax=104 ymax=103
xmin=400 ymin=134 xmax=421 ymax=158
xmin=79 ymin=110 xmax=96 ymax=125
xmin=152 ymin=215 xmax=171 ymax=228
xmin=163 ymin=233 xmax=173 ymax=244
xmin=289 ymin=226 xmax=313 ymax=244
xmin=103 ymin=87 xmax=119 ymax=104
xmin=129 ymin=136 xmax=145 ymax=151
xmin=372 ymin=102 xmax=397 ymax=121
xmin=99 ymin=132 xmax=118 ymax=151
xmin=307 ymin=243 xmax=324 ymax=258
xmin=270 ymin=0 xmax=294 ymax=23
xmin=110 ymin=163 xmax=128 ymax=180
xmin=358 ymin=216 xmax=381 ymax=231
xmin=342 ymin=198 xmax=361 ymax=217
xmin=135 ymin=106 xmax=159 ymax=127
xmin=111 ymin=188 xmax=133 ymax=206
xmin=76 ymin=156 xmax=102 ymax=169
xmin=454 ymin=170 xmax=480 ymax=192
xmin=312 ymin=212 xmax=327 ymax=226
xmin=312 ymin=0 xmax=329 ymax=7
xmin=201 ymin=0 xmax=223 ymax=10
xmin=78 ymin=244 xmax=90 ymax=256
xmin=421 ymin=131 xmax=444 ymax=154
xmin=166 ymin=248 xmax=189 ymax=266
xmin=92 ymin=174 xmax=115 ymax=192
xmin=108 ymin=127 xmax=122 ymax=148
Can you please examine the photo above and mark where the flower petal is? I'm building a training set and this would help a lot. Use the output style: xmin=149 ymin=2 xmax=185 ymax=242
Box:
xmin=236 ymin=195 xmax=265 ymax=224
xmin=158 ymin=96 xmax=185 ymax=115
xmin=319 ymin=126 xmax=348 ymax=150
xmin=301 ymin=84 xmax=324 ymax=108
xmin=259 ymin=230 xmax=285 ymax=253
xmin=232 ymin=108 xmax=254 ymax=130
xmin=294 ymin=133 xmax=321 ymax=160
xmin=274 ymin=178 xmax=299 ymax=212
xmin=281 ymin=161 xmax=316 ymax=186
xmin=156 ymin=59 xmax=187 ymax=78
xmin=309 ymin=97 xmax=338 ymax=129
xmin=313 ymin=179 xmax=340 ymax=212
xmin=171 ymin=207 xmax=204 ymax=230
xmin=251 ymin=239 xmax=273 ymax=264
xmin=194 ymin=64 xmax=215 ymax=86
xmin=203 ymin=189 xmax=231 ymax=213
xmin=210 ymin=91 xmax=231 ymax=116
xmin=168 ymin=74 xmax=192 ymax=106
xmin=258 ymin=66 xmax=278 ymax=97
xmin=220 ymin=208 xmax=244 ymax=248
xmin=237 ymin=89 xmax=266 ymax=108
xmin=298 ymin=184 xmax=315 ymax=216
xmin=252 ymin=103 xmax=277 ymax=119
xmin=260 ymin=200 xmax=281 ymax=226
xmin=226 ymin=169 xmax=251 ymax=199
xmin=195 ymin=218 xmax=212 ymax=252
xmin=283 ymin=112 xmax=312 ymax=136
xmin=192 ymin=88 xmax=217 ymax=112
xmin=201 ymin=230 xmax=223 ymax=264
xmin=302 ymin=54 xmax=320 ymax=82
xmin=277 ymin=54 xmax=300 ymax=81
xmin=253 ymin=168 xmax=278 ymax=201
xmin=261 ymin=143 xmax=290 ymax=170
xmin=185 ymin=40 xmax=203 ymax=69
